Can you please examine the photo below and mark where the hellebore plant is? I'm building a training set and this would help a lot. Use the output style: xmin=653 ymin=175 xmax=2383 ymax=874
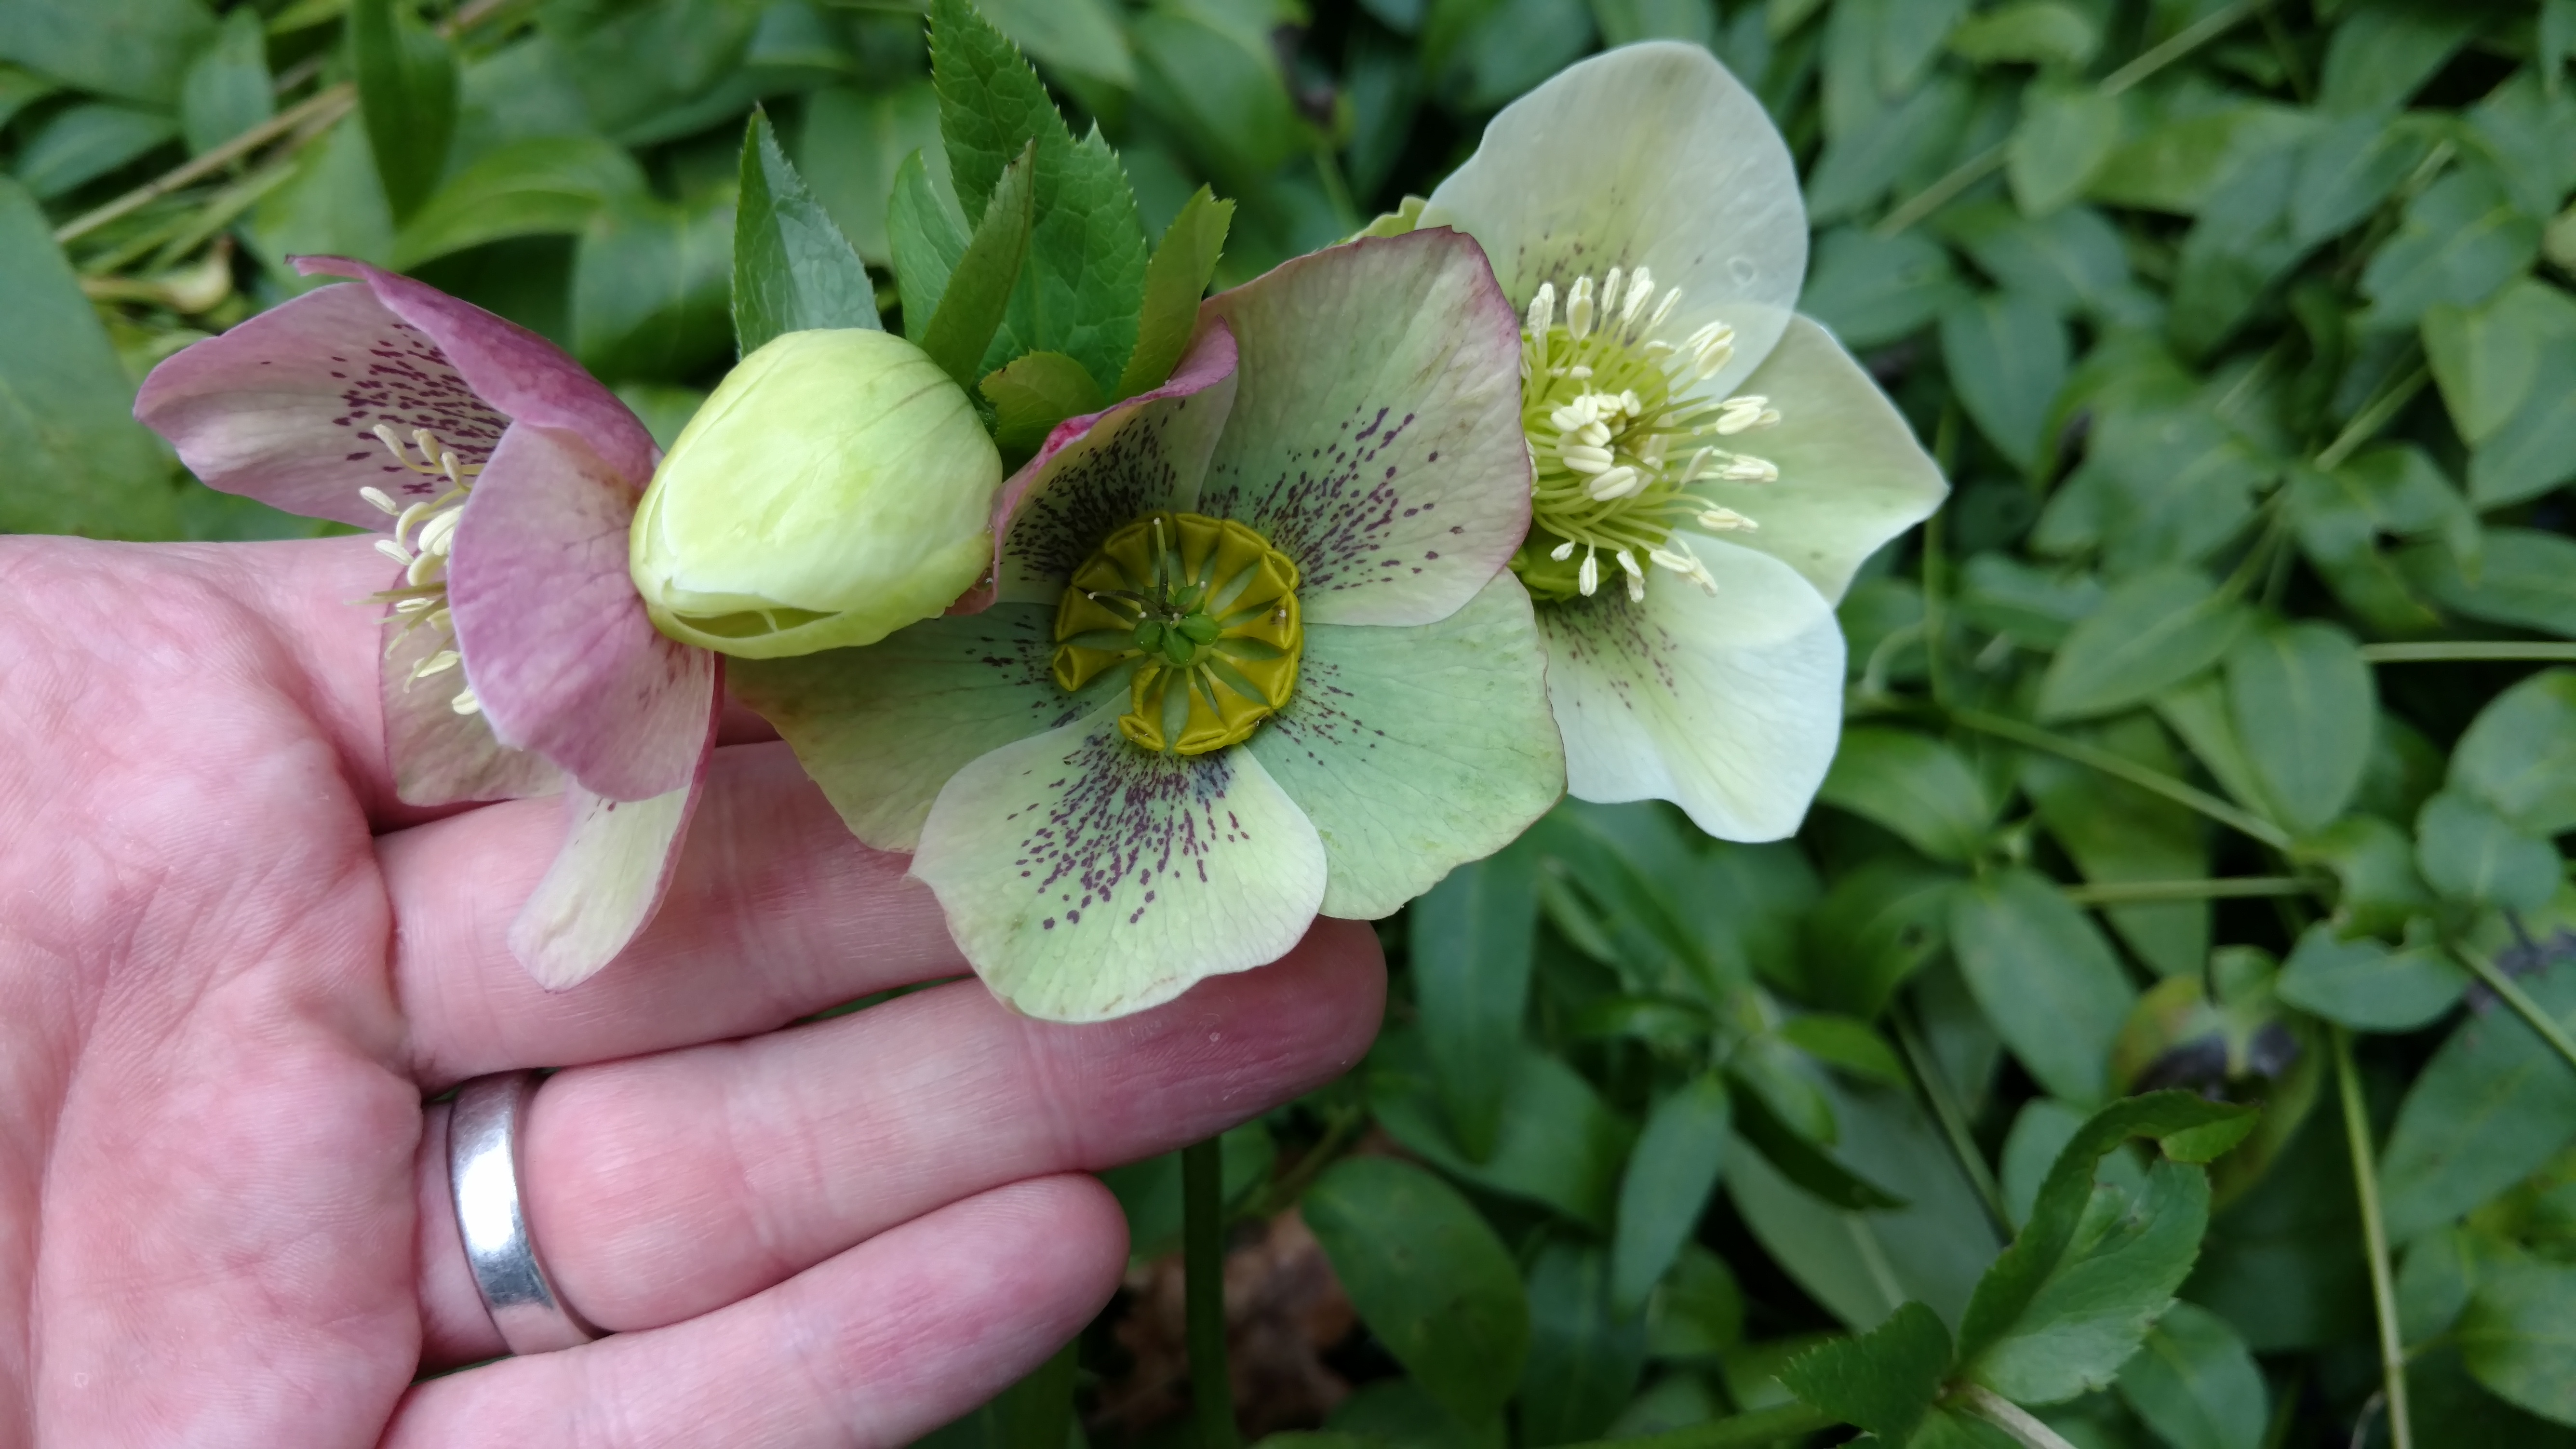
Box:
xmin=135 ymin=257 xmax=720 ymax=987
xmin=735 ymin=229 xmax=1567 ymax=1021
xmin=1403 ymin=42 xmax=1950 ymax=840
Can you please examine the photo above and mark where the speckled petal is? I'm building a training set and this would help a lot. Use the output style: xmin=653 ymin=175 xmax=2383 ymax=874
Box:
xmin=911 ymin=712 xmax=1328 ymax=1023
xmin=509 ymin=776 xmax=702 ymax=990
xmin=1539 ymin=539 xmax=1844 ymax=841
xmin=447 ymin=424 xmax=718 ymax=802
xmin=296 ymin=256 xmax=657 ymax=487
xmin=1418 ymin=41 xmax=1807 ymax=401
xmin=1688 ymin=317 xmax=1947 ymax=603
xmin=730 ymin=604 xmax=1127 ymax=852
xmin=134 ymin=282 xmax=508 ymax=530
xmin=1195 ymin=229 xmax=1529 ymax=629
xmin=977 ymin=324 xmax=1240 ymax=608
xmin=378 ymin=583 xmax=564 ymax=806
xmin=1246 ymin=571 xmax=1564 ymax=919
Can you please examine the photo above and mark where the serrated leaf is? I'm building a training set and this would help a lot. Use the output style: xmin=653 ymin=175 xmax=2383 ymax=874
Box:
xmin=1778 ymin=1300 xmax=1952 ymax=1441
xmin=2039 ymin=566 xmax=2250 ymax=722
xmin=1611 ymin=1073 xmax=1731 ymax=1318
xmin=350 ymin=0 xmax=457 ymax=223
xmin=918 ymin=141 xmax=1034 ymax=392
xmin=888 ymin=147 xmax=970 ymax=341
xmin=979 ymin=350 xmax=1101 ymax=462
xmin=1117 ymin=185 xmax=1232 ymax=399
xmin=732 ymin=109 xmax=879 ymax=357
xmin=1410 ymin=848 xmax=1539 ymax=1164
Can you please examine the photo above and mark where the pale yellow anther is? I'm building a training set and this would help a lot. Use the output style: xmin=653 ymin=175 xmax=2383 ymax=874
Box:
xmin=360 ymin=486 xmax=401 ymax=516
xmin=1560 ymin=442 xmax=1615 ymax=474
xmin=375 ymin=538 xmax=413 ymax=567
xmin=1587 ymin=465 xmax=1645 ymax=501
xmin=1621 ymin=268 xmax=1655 ymax=327
xmin=1566 ymin=276 xmax=1596 ymax=340
xmin=1578 ymin=552 xmax=1600 ymax=596
xmin=1527 ymin=282 xmax=1556 ymax=335
xmin=413 ymin=649 xmax=461 ymax=680
xmin=1697 ymin=507 xmax=1758 ymax=531
xmin=1600 ymin=267 xmax=1624 ymax=318
xmin=1550 ymin=539 xmax=1577 ymax=561
xmin=450 ymin=687 xmax=480 ymax=716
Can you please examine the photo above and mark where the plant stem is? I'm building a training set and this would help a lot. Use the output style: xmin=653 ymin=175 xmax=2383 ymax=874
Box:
xmin=2360 ymin=642 xmax=2576 ymax=664
xmin=2314 ymin=364 xmax=2429 ymax=472
xmin=2333 ymin=1026 xmax=2414 ymax=1449
xmin=2454 ymin=946 xmax=2576 ymax=1076
xmin=1893 ymin=1006 xmax=2012 ymax=1238
xmin=1954 ymin=1385 xmax=2081 ymax=1449
xmin=2060 ymin=875 xmax=2318 ymax=905
xmin=2101 ymin=0 xmax=2261 ymax=95
xmin=1182 ymin=1137 xmax=1237 ymax=1449
xmin=1556 ymin=1400 xmax=1838 ymax=1449
xmin=1947 ymin=707 xmax=2294 ymax=850
xmin=1877 ymin=145 xmax=2004 ymax=237
xmin=56 ymin=84 xmax=356 ymax=244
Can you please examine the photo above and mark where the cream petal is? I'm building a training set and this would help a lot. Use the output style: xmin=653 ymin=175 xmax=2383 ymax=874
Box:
xmin=508 ymin=774 xmax=705 ymax=991
xmin=1539 ymin=539 xmax=1845 ymax=841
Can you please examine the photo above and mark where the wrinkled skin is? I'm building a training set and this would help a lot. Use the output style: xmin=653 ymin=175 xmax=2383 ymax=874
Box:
xmin=0 ymin=534 xmax=1383 ymax=1448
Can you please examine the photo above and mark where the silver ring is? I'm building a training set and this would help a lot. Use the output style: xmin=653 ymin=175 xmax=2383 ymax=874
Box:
xmin=447 ymin=1070 xmax=602 ymax=1354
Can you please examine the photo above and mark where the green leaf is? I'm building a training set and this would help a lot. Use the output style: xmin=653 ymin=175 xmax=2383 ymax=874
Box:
xmin=2114 ymin=1301 xmax=2267 ymax=1449
xmin=2461 ymin=1261 xmax=2576 ymax=1425
xmin=350 ymin=0 xmax=458 ymax=224
xmin=979 ymin=350 xmax=1102 ymax=464
xmin=1132 ymin=9 xmax=1317 ymax=181
xmin=2415 ymin=790 xmax=2560 ymax=914
xmin=570 ymin=189 xmax=733 ymax=385
xmin=1815 ymin=726 xmax=1993 ymax=864
xmin=1956 ymin=553 xmax=2105 ymax=649
xmin=1955 ymin=1091 xmax=2259 ymax=1402
xmin=14 ymin=103 xmax=176 ymax=201
xmin=1591 ymin=0 xmax=1717 ymax=46
xmin=1950 ymin=869 xmax=2140 ymax=1106
xmin=2022 ymin=715 xmax=2211 ymax=978
xmin=1801 ymin=227 xmax=1967 ymax=350
xmin=2275 ymin=922 xmax=2467 ymax=1033
xmin=796 ymin=81 xmax=943 ymax=268
xmin=2009 ymin=80 xmax=2124 ymax=218
xmin=2442 ymin=281 xmax=2576 ymax=509
xmin=179 ymin=8 xmax=271 ymax=156
xmin=1611 ymin=1073 xmax=1731 ymax=1319
xmin=2378 ymin=961 xmax=2576 ymax=1242
xmin=2224 ymin=619 xmax=2375 ymax=837
xmin=971 ymin=0 xmax=1135 ymax=88
xmin=1801 ymin=858 xmax=1960 ymax=1019
xmin=0 ymin=66 xmax=54 ymax=133
xmin=935 ymin=0 xmax=1071 ymax=221
xmin=2089 ymin=103 xmax=2315 ymax=216
xmin=2292 ymin=111 xmax=2442 ymax=248
xmin=0 ymin=175 xmax=178 ymax=538
xmin=1807 ymin=72 xmax=1971 ymax=223
xmin=2361 ymin=161 xmax=2545 ymax=331
xmin=1116 ymin=186 xmax=1233 ymax=400
xmin=1727 ymin=1069 xmax=1903 ymax=1212
xmin=1305 ymin=1156 xmax=1532 ymax=1429
xmin=732 ymin=109 xmax=879 ymax=357
xmin=918 ymin=141 xmax=1035 ymax=393
xmin=2404 ymin=528 xmax=2576 ymax=639
xmin=1947 ymin=0 xmax=2099 ymax=67
xmin=1409 ymin=848 xmax=1539 ymax=1165
xmin=1940 ymin=290 xmax=2070 ymax=474
xmin=1779 ymin=1015 xmax=1911 ymax=1088
xmin=391 ymin=134 xmax=647 ymax=270
xmin=0 ymin=0 xmax=211 ymax=107
xmin=2039 ymin=566 xmax=2251 ymax=723
xmin=1372 ymin=1033 xmax=1637 ymax=1229
xmin=1520 ymin=1243 xmax=1649 ymax=1447
xmin=2316 ymin=0 xmax=2482 ymax=113
xmin=2296 ymin=814 xmax=2438 ymax=939
xmin=888 ymin=148 xmax=971 ymax=341
xmin=1098 ymin=1120 xmax=1274 ymax=1261
xmin=1647 ymin=1245 xmax=1744 ymax=1360
xmin=1941 ymin=202 xmax=2137 ymax=322
xmin=1778 ymin=1300 xmax=1953 ymax=1441
xmin=2169 ymin=138 xmax=2308 ymax=358
xmin=2453 ymin=670 xmax=2576 ymax=837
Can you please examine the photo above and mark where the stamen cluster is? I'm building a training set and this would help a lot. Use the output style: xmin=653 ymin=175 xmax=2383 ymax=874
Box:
xmin=358 ymin=426 xmax=483 ymax=715
xmin=1512 ymin=266 xmax=1781 ymax=605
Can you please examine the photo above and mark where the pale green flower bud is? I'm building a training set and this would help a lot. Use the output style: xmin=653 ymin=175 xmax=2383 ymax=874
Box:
xmin=630 ymin=328 xmax=1002 ymax=658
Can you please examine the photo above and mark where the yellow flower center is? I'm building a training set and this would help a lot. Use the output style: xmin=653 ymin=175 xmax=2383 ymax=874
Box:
xmin=1508 ymin=266 xmax=1783 ymax=605
xmin=358 ymin=425 xmax=483 ymax=715
xmin=1052 ymin=511 xmax=1303 ymax=756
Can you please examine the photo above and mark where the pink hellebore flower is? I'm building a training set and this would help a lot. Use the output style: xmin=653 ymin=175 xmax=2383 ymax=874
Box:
xmin=135 ymin=256 xmax=720 ymax=988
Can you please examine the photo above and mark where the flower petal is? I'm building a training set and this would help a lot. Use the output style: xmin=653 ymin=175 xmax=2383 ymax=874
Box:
xmin=134 ymin=281 xmax=507 ymax=529
xmin=1690 ymin=316 xmax=1947 ymax=603
xmin=508 ymin=777 xmax=702 ymax=990
xmin=730 ymin=604 xmax=1126 ymax=852
xmin=1418 ymin=41 xmax=1807 ymax=400
xmin=296 ymin=256 xmax=657 ymax=487
xmin=1246 ymin=571 xmax=1564 ymax=919
xmin=1539 ymin=539 xmax=1844 ymax=841
xmin=912 ymin=711 xmax=1328 ymax=1023
xmin=447 ymin=424 xmax=718 ymax=801
xmin=1195 ymin=228 xmax=1529 ymax=628
xmin=378 ymin=584 xmax=564 ymax=806
xmin=977 ymin=323 xmax=1240 ymax=609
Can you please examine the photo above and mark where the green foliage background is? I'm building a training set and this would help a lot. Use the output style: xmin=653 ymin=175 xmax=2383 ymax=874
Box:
xmin=7 ymin=0 xmax=2576 ymax=1444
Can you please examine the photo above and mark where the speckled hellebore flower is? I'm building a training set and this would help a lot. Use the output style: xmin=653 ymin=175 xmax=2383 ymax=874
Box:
xmin=629 ymin=327 xmax=1004 ymax=658
xmin=1407 ymin=42 xmax=1948 ymax=840
xmin=135 ymin=256 xmax=719 ymax=987
xmin=736 ymin=230 xmax=1565 ymax=1021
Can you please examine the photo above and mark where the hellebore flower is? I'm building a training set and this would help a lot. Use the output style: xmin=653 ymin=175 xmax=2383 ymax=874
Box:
xmin=135 ymin=256 xmax=720 ymax=987
xmin=1409 ymin=42 xmax=1949 ymax=840
xmin=735 ymin=229 xmax=1565 ymax=1021
xmin=630 ymin=327 xmax=1004 ymax=658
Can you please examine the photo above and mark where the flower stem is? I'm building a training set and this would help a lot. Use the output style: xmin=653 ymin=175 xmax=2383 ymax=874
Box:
xmin=1877 ymin=146 xmax=2004 ymax=237
xmin=1553 ymin=1400 xmax=1837 ymax=1449
xmin=1893 ymin=1006 xmax=2011 ymax=1237
xmin=2099 ymin=0 xmax=2261 ymax=95
xmin=55 ymin=84 xmax=356 ymax=244
xmin=2454 ymin=945 xmax=2576 ymax=1076
xmin=2333 ymin=1026 xmax=2413 ymax=1449
xmin=2314 ymin=364 xmax=2429 ymax=472
xmin=1946 ymin=707 xmax=2294 ymax=850
xmin=1182 ymin=1136 xmax=1237 ymax=1449
xmin=2360 ymin=642 xmax=2576 ymax=664
xmin=1954 ymin=1385 xmax=2081 ymax=1449
xmin=2060 ymin=876 xmax=2318 ymax=905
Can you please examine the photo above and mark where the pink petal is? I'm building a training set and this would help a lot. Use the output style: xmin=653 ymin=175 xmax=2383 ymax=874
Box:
xmin=960 ymin=322 xmax=1241 ymax=611
xmin=297 ymin=256 xmax=657 ymax=489
xmin=134 ymin=282 xmax=509 ymax=529
xmin=378 ymin=580 xmax=566 ymax=806
xmin=508 ymin=768 xmax=706 ymax=990
xmin=446 ymin=423 xmax=719 ymax=801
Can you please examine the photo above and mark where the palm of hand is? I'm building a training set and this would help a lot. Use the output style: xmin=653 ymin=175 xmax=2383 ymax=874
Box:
xmin=0 ymin=537 xmax=1381 ymax=1448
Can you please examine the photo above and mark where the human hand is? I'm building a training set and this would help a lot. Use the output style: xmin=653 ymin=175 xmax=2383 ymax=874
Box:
xmin=0 ymin=535 xmax=1383 ymax=1448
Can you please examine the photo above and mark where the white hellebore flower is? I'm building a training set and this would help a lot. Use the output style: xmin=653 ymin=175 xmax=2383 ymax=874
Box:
xmin=1411 ymin=41 xmax=1949 ymax=840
